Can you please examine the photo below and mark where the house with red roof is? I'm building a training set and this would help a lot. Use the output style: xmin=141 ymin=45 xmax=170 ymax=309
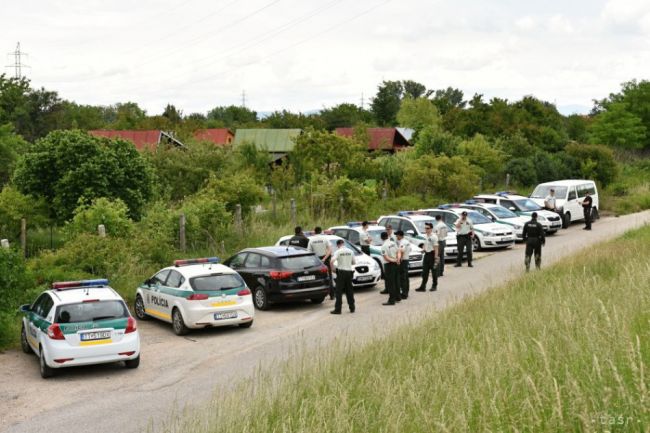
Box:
xmin=334 ymin=127 xmax=411 ymax=152
xmin=193 ymin=128 xmax=234 ymax=146
xmin=89 ymin=130 xmax=185 ymax=151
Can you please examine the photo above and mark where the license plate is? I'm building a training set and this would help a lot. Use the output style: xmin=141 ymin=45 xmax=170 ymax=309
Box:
xmin=80 ymin=331 xmax=111 ymax=341
xmin=211 ymin=300 xmax=237 ymax=307
xmin=297 ymin=275 xmax=316 ymax=282
xmin=501 ymin=237 xmax=511 ymax=242
xmin=214 ymin=311 xmax=238 ymax=320
xmin=408 ymin=262 xmax=419 ymax=268
xmin=357 ymin=275 xmax=373 ymax=282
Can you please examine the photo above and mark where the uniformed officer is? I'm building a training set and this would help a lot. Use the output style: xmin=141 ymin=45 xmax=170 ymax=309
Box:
xmin=544 ymin=189 xmax=557 ymax=212
xmin=581 ymin=192 xmax=593 ymax=230
xmin=416 ymin=222 xmax=439 ymax=292
xmin=522 ymin=212 xmax=545 ymax=272
xmin=330 ymin=239 xmax=356 ymax=314
xmin=395 ymin=230 xmax=412 ymax=299
xmin=381 ymin=231 xmax=400 ymax=305
xmin=288 ymin=226 xmax=309 ymax=248
xmin=359 ymin=221 xmax=372 ymax=255
xmin=308 ymin=227 xmax=333 ymax=298
xmin=454 ymin=211 xmax=474 ymax=268
xmin=385 ymin=224 xmax=397 ymax=243
xmin=433 ymin=215 xmax=448 ymax=277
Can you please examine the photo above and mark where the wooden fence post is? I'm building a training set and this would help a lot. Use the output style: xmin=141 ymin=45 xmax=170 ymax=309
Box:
xmin=235 ymin=204 xmax=243 ymax=234
xmin=20 ymin=218 xmax=27 ymax=257
xmin=290 ymin=198 xmax=296 ymax=227
xmin=179 ymin=214 xmax=186 ymax=252
xmin=98 ymin=224 xmax=106 ymax=237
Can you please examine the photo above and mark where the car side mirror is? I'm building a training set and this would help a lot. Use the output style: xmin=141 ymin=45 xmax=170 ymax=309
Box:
xmin=406 ymin=230 xmax=415 ymax=236
xmin=509 ymin=207 xmax=516 ymax=212
xmin=144 ymin=278 xmax=153 ymax=287
xmin=490 ymin=216 xmax=496 ymax=221
xmin=19 ymin=304 xmax=30 ymax=313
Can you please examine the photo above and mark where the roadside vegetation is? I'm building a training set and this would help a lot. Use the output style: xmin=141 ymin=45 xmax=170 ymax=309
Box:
xmin=164 ymin=225 xmax=650 ymax=433
xmin=1 ymin=75 xmax=650 ymax=349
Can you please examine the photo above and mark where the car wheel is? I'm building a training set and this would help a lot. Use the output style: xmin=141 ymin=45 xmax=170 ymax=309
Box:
xmin=21 ymin=324 xmax=32 ymax=354
xmin=472 ymin=237 xmax=481 ymax=251
xmin=547 ymin=230 xmax=557 ymax=236
xmin=172 ymin=308 xmax=189 ymax=336
xmin=253 ymin=286 xmax=269 ymax=310
xmin=134 ymin=296 xmax=148 ymax=321
xmin=239 ymin=320 xmax=253 ymax=328
xmin=562 ymin=212 xmax=571 ymax=229
xmin=310 ymin=297 xmax=325 ymax=304
xmin=39 ymin=347 xmax=54 ymax=379
xmin=124 ymin=355 xmax=140 ymax=369
xmin=592 ymin=207 xmax=600 ymax=220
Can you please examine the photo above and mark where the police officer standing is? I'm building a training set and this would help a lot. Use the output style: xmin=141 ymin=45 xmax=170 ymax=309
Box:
xmin=381 ymin=231 xmax=400 ymax=305
xmin=308 ymin=227 xmax=333 ymax=298
xmin=544 ymin=189 xmax=557 ymax=213
xmin=434 ymin=215 xmax=448 ymax=277
xmin=416 ymin=222 xmax=438 ymax=292
xmin=359 ymin=221 xmax=372 ymax=255
xmin=523 ymin=212 xmax=545 ymax=272
xmin=395 ymin=230 xmax=411 ymax=299
xmin=385 ymin=224 xmax=397 ymax=242
xmin=581 ymin=192 xmax=593 ymax=230
xmin=289 ymin=226 xmax=309 ymax=248
xmin=330 ymin=239 xmax=356 ymax=314
xmin=454 ymin=211 xmax=474 ymax=268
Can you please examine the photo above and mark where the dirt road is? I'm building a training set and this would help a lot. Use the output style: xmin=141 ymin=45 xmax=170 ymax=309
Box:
xmin=2 ymin=211 xmax=649 ymax=433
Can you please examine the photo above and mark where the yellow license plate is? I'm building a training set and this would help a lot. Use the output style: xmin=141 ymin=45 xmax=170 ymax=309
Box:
xmin=211 ymin=300 xmax=237 ymax=307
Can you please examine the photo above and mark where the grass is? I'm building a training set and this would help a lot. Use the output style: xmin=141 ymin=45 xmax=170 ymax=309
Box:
xmin=164 ymin=225 xmax=650 ymax=433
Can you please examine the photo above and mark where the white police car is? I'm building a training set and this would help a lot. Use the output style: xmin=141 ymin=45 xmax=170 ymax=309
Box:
xmin=328 ymin=222 xmax=425 ymax=275
xmin=376 ymin=213 xmax=459 ymax=260
xmin=473 ymin=192 xmax=562 ymax=233
xmin=421 ymin=206 xmax=516 ymax=250
xmin=462 ymin=202 xmax=530 ymax=241
xmin=19 ymin=279 xmax=140 ymax=378
xmin=276 ymin=234 xmax=382 ymax=288
xmin=134 ymin=257 xmax=254 ymax=335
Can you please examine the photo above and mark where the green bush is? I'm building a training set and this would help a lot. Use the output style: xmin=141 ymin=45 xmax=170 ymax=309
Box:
xmin=66 ymin=197 xmax=133 ymax=238
xmin=0 ymin=248 xmax=37 ymax=349
xmin=565 ymin=142 xmax=618 ymax=186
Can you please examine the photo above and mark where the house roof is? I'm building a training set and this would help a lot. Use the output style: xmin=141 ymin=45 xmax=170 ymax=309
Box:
xmin=334 ymin=127 xmax=411 ymax=151
xmin=233 ymin=129 xmax=302 ymax=153
xmin=193 ymin=128 xmax=234 ymax=146
xmin=89 ymin=130 xmax=185 ymax=151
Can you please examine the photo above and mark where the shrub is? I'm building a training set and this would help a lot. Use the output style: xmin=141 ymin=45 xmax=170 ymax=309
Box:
xmin=565 ymin=142 xmax=618 ymax=186
xmin=66 ymin=197 xmax=133 ymax=238
xmin=0 ymin=248 xmax=37 ymax=349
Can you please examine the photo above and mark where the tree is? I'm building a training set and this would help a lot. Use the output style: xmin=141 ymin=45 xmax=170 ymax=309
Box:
xmin=0 ymin=124 xmax=28 ymax=185
xmin=457 ymin=134 xmax=505 ymax=184
xmin=319 ymin=103 xmax=374 ymax=130
xmin=397 ymin=97 xmax=441 ymax=133
xmin=402 ymin=80 xmax=431 ymax=99
xmin=402 ymin=155 xmax=479 ymax=201
xmin=565 ymin=114 xmax=590 ymax=143
xmin=162 ymin=104 xmax=183 ymax=124
xmin=595 ymin=79 xmax=650 ymax=147
xmin=414 ymin=126 xmax=461 ymax=157
xmin=588 ymin=103 xmax=647 ymax=149
xmin=371 ymin=80 xmax=404 ymax=126
xmin=432 ymin=87 xmax=466 ymax=115
xmin=207 ymin=105 xmax=258 ymax=127
xmin=67 ymin=198 xmax=133 ymax=238
xmin=261 ymin=110 xmax=323 ymax=129
xmin=111 ymin=102 xmax=147 ymax=129
xmin=12 ymin=130 xmax=154 ymax=221
xmin=564 ymin=142 xmax=618 ymax=186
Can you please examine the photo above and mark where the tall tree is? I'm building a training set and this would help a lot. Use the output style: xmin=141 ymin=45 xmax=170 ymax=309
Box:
xmin=319 ymin=103 xmax=374 ymax=130
xmin=588 ymin=103 xmax=647 ymax=149
xmin=371 ymin=80 xmax=404 ymax=126
xmin=207 ymin=105 xmax=258 ymax=127
xmin=402 ymin=80 xmax=431 ymax=99
xmin=431 ymin=87 xmax=466 ymax=115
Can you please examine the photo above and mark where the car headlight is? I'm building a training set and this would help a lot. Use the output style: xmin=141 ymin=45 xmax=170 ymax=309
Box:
xmin=537 ymin=215 xmax=547 ymax=221
xmin=372 ymin=261 xmax=379 ymax=270
xmin=513 ymin=224 xmax=522 ymax=230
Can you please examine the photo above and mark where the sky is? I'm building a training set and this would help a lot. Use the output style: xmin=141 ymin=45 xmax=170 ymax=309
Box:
xmin=2 ymin=0 xmax=650 ymax=116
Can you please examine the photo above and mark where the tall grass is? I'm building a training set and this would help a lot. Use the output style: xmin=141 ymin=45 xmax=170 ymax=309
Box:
xmin=165 ymin=226 xmax=650 ymax=433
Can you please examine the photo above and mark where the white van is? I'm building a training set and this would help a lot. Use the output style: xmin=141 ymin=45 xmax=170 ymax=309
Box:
xmin=530 ymin=180 xmax=599 ymax=228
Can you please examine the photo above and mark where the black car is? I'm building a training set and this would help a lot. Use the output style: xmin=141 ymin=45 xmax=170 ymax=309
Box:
xmin=223 ymin=247 xmax=330 ymax=310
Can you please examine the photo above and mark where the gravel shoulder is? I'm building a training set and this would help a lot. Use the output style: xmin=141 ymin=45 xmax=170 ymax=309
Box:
xmin=1 ymin=211 xmax=649 ymax=433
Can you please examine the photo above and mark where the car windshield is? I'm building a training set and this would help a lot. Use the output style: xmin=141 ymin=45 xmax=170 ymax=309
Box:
xmin=514 ymin=199 xmax=543 ymax=211
xmin=413 ymin=219 xmax=436 ymax=233
xmin=327 ymin=239 xmax=362 ymax=255
xmin=462 ymin=211 xmax=492 ymax=225
xmin=190 ymin=274 xmax=246 ymax=291
xmin=367 ymin=230 xmax=385 ymax=246
xmin=531 ymin=185 xmax=568 ymax=199
xmin=280 ymin=254 xmax=323 ymax=270
xmin=490 ymin=206 xmax=518 ymax=219
xmin=55 ymin=300 xmax=129 ymax=323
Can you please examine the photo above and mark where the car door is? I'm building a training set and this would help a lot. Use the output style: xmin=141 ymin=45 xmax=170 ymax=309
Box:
xmin=242 ymin=253 xmax=265 ymax=289
xmin=347 ymin=230 xmax=360 ymax=245
xmin=566 ymin=186 xmax=581 ymax=219
xmin=160 ymin=270 xmax=185 ymax=319
xmin=144 ymin=269 xmax=170 ymax=320
xmin=27 ymin=294 xmax=50 ymax=351
xmin=227 ymin=252 xmax=250 ymax=285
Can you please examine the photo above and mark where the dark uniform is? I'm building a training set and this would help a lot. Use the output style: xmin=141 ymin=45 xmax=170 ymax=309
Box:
xmin=289 ymin=234 xmax=309 ymax=248
xmin=522 ymin=218 xmax=545 ymax=271
xmin=397 ymin=237 xmax=411 ymax=298
xmin=582 ymin=195 xmax=593 ymax=230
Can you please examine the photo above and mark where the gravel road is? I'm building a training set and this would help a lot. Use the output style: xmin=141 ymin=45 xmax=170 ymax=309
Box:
xmin=2 ymin=211 xmax=649 ymax=433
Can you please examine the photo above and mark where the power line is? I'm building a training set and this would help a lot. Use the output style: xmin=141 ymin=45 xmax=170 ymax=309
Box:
xmin=5 ymin=42 xmax=29 ymax=79
xmin=242 ymin=89 xmax=247 ymax=107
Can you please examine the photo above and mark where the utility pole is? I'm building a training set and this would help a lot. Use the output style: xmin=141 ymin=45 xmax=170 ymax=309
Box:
xmin=5 ymin=42 xmax=28 ymax=79
xmin=241 ymin=90 xmax=247 ymax=108
xmin=360 ymin=92 xmax=365 ymax=109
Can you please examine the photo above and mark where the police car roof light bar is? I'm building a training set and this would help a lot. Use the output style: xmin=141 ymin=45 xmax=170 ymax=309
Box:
xmin=174 ymin=257 xmax=220 ymax=267
xmin=52 ymin=279 xmax=110 ymax=290
xmin=464 ymin=199 xmax=478 ymax=204
xmin=438 ymin=204 xmax=452 ymax=209
xmin=397 ymin=211 xmax=417 ymax=216
xmin=346 ymin=221 xmax=362 ymax=227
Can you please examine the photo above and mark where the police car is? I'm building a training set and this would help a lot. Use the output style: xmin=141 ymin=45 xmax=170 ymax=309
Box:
xmin=276 ymin=234 xmax=382 ymax=288
xmin=461 ymin=202 xmax=530 ymax=241
xmin=376 ymin=213 xmax=459 ymax=260
xmin=134 ymin=257 xmax=254 ymax=335
xmin=420 ymin=206 xmax=516 ymax=250
xmin=473 ymin=192 xmax=562 ymax=233
xmin=19 ymin=279 xmax=140 ymax=378
xmin=328 ymin=222 xmax=424 ymax=275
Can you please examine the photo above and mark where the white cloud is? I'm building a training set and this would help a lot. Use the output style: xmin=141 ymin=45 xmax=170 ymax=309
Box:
xmin=548 ymin=14 xmax=575 ymax=34
xmin=515 ymin=16 xmax=537 ymax=31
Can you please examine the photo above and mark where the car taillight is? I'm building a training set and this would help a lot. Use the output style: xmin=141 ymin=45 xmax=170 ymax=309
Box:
xmin=318 ymin=265 xmax=328 ymax=274
xmin=125 ymin=317 xmax=137 ymax=334
xmin=269 ymin=271 xmax=294 ymax=280
xmin=47 ymin=324 xmax=65 ymax=340
xmin=187 ymin=293 xmax=209 ymax=300
xmin=237 ymin=288 xmax=251 ymax=296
